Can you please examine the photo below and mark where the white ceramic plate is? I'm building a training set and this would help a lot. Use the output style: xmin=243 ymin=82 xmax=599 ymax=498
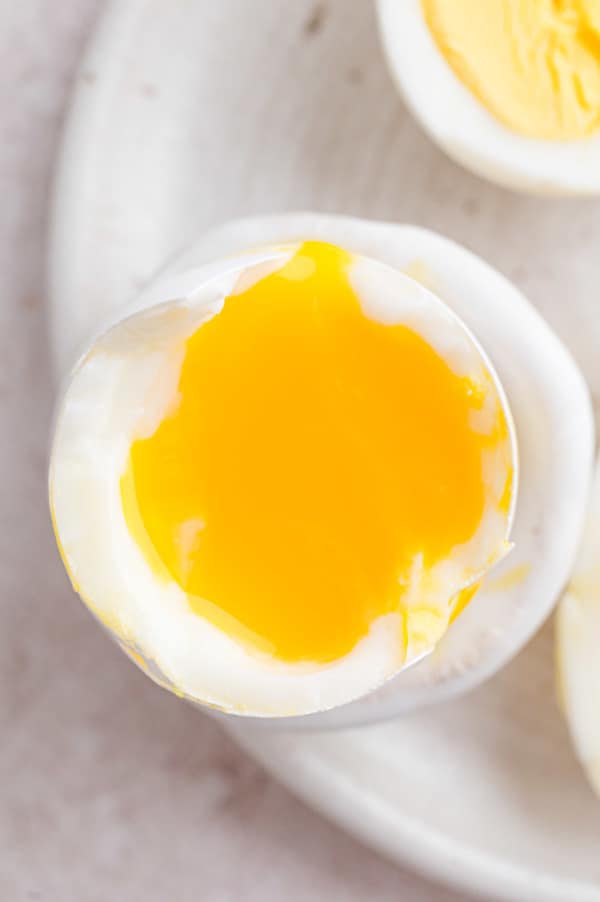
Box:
xmin=48 ymin=2 xmax=600 ymax=899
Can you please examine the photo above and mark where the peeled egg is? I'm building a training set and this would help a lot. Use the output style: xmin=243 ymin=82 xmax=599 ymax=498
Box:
xmin=50 ymin=238 xmax=515 ymax=717
xmin=556 ymin=459 xmax=600 ymax=797
xmin=377 ymin=0 xmax=600 ymax=194
xmin=50 ymin=214 xmax=593 ymax=725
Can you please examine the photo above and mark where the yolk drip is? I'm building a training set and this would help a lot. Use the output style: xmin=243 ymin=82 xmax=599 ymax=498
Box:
xmin=122 ymin=242 xmax=495 ymax=664
xmin=422 ymin=0 xmax=600 ymax=140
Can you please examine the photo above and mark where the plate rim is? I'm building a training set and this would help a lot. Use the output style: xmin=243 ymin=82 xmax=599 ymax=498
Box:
xmin=229 ymin=722 xmax=600 ymax=902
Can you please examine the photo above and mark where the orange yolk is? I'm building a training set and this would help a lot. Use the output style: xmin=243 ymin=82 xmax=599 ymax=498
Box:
xmin=121 ymin=242 xmax=498 ymax=664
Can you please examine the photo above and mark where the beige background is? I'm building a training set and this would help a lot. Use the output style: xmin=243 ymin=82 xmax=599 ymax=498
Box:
xmin=1 ymin=2 xmax=465 ymax=899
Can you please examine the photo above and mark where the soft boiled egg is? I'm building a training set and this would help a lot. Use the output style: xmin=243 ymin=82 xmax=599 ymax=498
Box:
xmin=50 ymin=214 xmax=593 ymax=725
xmin=50 ymin=235 xmax=516 ymax=718
xmin=377 ymin=0 xmax=600 ymax=194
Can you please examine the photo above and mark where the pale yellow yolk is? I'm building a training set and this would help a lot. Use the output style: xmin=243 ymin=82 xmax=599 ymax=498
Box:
xmin=422 ymin=0 xmax=600 ymax=140
xmin=121 ymin=242 xmax=503 ymax=665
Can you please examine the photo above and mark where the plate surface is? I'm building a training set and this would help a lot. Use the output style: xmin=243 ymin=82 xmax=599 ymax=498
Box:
xmin=49 ymin=1 xmax=600 ymax=899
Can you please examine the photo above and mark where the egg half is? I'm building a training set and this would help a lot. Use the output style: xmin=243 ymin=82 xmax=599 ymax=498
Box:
xmin=377 ymin=0 xmax=600 ymax=194
xmin=50 ymin=238 xmax=516 ymax=718
xmin=557 ymin=458 xmax=600 ymax=797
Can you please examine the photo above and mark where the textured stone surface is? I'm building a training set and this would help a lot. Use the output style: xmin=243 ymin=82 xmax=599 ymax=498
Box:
xmin=1 ymin=4 xmax=462 ymax=900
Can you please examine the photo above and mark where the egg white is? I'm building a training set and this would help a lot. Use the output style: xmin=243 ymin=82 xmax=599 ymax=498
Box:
xmin=376 ymin=0 xmax=600 ymax=195
xmin=556 ymin=459 xmax=600 ymax=797
xmin=50 ymin=240 xmax=515 ymax=717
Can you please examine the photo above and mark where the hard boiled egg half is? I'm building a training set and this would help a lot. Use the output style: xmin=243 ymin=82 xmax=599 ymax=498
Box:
xmin=50 ymin=214 xmax=593 ymax=724
xmin=377 ymin=0 xmax=600 ymax=194
xmin=557 ymin=458 xmax=600 ymax=797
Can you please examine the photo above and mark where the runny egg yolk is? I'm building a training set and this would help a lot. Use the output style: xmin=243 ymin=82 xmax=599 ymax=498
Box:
xmin=422 ymin=0 xmax=600 ymax=141
xmin=121 ymin=242 xmax=503 ymax=665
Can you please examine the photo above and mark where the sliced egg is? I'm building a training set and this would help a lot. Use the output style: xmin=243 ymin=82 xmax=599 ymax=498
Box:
xmin=50 ymin=235 xmax=516 ymax=718
xmin=556 ymin=458 xmax=600 ymax=797
xmin=377 ymin=0 xmax=600 ymax=194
